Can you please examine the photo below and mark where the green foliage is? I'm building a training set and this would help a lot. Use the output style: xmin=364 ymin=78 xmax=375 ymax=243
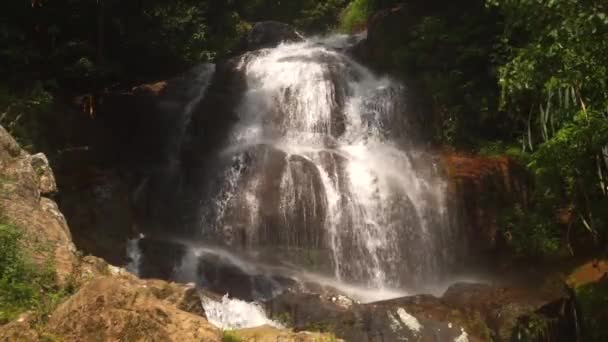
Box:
xmin=490 ymin=0 xmax=608 ymax=253
xmin=477 ymin=141 xmax=523 ymax=158
xmin=576 ymin=279 xmax=608 ymax=341
xmin=499 ymin=205 xmax=561 ymax=257
xmin=221 ymin=330 xmax=242 ymax=342
xmin=339 ymin=0 xmax=374 ymax=32
xmin=338 ymin=0 xmax=402 ymax=32
xmin=0 ymin=221 xmax=66 ymax=324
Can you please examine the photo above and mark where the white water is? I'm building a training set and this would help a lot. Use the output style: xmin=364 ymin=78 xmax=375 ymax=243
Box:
xmin=205 ymin=35 xmax=452 ymax=290
xmin=202 ymin=294 xmax=282 ymax=330
xmin=173 ymin=240 xmax=408 ymax=303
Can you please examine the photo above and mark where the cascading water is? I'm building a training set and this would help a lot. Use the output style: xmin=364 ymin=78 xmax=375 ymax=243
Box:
xmin=196 ymin=35 xmax=455 ymax=291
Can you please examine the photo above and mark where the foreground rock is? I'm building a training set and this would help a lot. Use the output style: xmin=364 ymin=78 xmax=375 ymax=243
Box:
xmin=265 ymin=280 xmax=580 ymax=342
xmin=1 ymin=273 xmax=220 ymax=341
xmin=233 ymin=326 xmax=341 ymax=342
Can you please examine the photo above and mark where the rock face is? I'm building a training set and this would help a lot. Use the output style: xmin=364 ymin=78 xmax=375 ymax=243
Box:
xmin=56 ymin=63 xmax=217 ymax=264
xmin=0 ymin=125 xmax=77 ymax=283
xmin=442 ymin=152 xmax=531 ymax=261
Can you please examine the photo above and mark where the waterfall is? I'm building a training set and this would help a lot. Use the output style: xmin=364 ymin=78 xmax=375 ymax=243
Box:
xmin=198 ymin=35 xmax=453 ymax=290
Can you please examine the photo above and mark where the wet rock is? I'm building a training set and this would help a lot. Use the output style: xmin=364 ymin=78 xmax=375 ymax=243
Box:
xmin=351 ymin=5 xmax=412 ymax=73
xmin=441 ymin=152 xmax=531 ymax=262
xmin=58 ymin=169 xmax=134 ymax=266
xmin=265 ymin=280 xmax=581 ymax=342
xmin=265 ymin=291 xmax=478 ymax=342
xmin=138 ymin=238 xmax=186 ymax=280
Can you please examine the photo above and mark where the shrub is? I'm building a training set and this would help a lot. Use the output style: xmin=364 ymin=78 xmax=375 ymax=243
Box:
xmin=339 ymin=0 xmax=373 ymax=32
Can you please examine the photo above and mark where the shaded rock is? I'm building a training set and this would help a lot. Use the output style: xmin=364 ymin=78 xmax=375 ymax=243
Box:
xmin=57 ymin=64 xmax=216 ymax=263
xmin=58 ymin=169 xmax=134 ymax=266
xmin=138 ymin=238 xmax=186 ymax=280
xmin=442 ymin=282 xmax=579 ymax=341
xmin=351 ymin=4 xmax=430 ymax=74
xmin=240 ymin=21 xmax=303 ymax=52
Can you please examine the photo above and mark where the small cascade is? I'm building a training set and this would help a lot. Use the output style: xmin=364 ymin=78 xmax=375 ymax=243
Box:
xmin=201 ymin=294 xmax=282 ymax=330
